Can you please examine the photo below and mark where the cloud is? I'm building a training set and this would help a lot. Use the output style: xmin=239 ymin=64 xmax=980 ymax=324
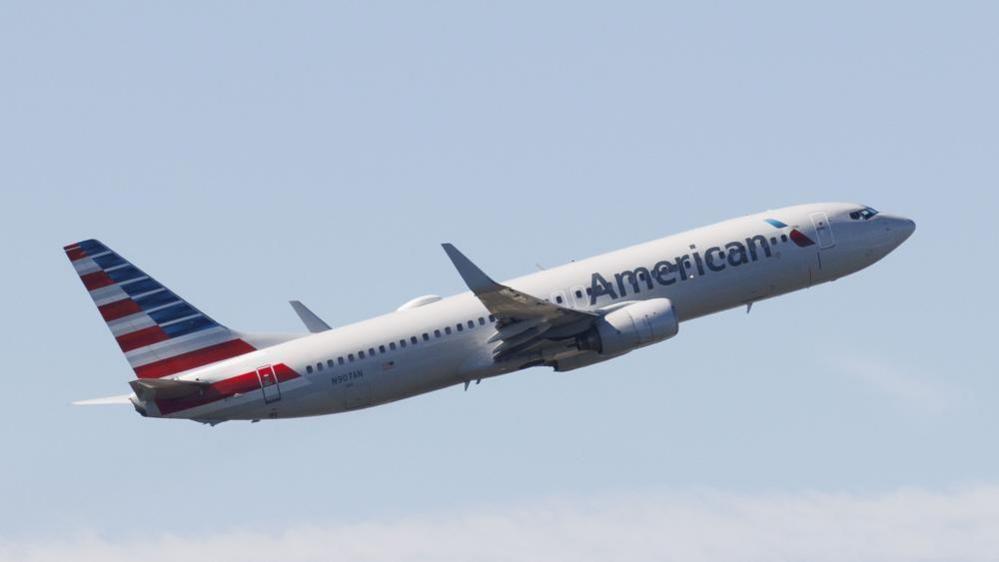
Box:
xmin=835 ymin=357 xmax=965 ymax=413
xmin=4 ymin=486 xmax=999 ymax=562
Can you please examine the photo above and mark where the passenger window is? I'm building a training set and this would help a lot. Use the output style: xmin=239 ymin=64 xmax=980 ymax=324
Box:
xmin=422 ymin=333 xmax=429 ymax=341
xmin=467 ymin=320 xmax=474 ymax=329
xmin=770 ymin=237 xmax=778 ymax=245
xmin=400 ymin=340 xmax=407 ymax=348
xmin=390 ymin=342 xmax=397 ymax=351
xmin=478 ymin=317 xmax=485 ymax=325
xmin=575 ymin=290 xmax=583 ymax=298
xmin=317 ymin=362 xmax=324 ymax=371
xmin=368 ymin=348 xmax=375 ymax=356
xmin=556 ymin=295 xmax=564 ymax=304
xmin=338 ymin=357 xmax=345 ymax=365
xmin=379 ymin=345 xmax=386 ymax=353
xmin=306 ymin=365 xmax=313 ymax=374
xmin=349 ymin=354 xmax=355 ymax=362
xmin=456 ymin=323 xmax=464 ymax=332
xmin=445 ymin=326 xmax=452 ymax=335
xmin=359 ymin=351 xmax=366 ymax=359
xmin=488 ymin=315 xmax=496 ymax=322
xmin=410 ymin=336 xmax=418 ymax=344
xmin=327 ymin=360 xmax=334 ymax=368
xmin=435 ymin=329 xmax=442 ymax=337
xmin=781 ymin=234 xmax=788 ymax=242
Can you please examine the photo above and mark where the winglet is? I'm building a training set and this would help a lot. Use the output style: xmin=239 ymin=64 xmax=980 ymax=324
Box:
xmin=289 ymin=300 xmax=332 ymax=333
xmin=441 ymin=244 xmax=502 ymax=295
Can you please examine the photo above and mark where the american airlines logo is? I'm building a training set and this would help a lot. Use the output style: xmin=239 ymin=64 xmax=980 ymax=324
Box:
xmin=764 ymin=218 xmax=816 ymax=248
xmin=587 ymin=219 xmax=813 ymax=304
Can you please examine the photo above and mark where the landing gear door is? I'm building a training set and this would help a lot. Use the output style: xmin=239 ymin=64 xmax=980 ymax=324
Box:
xmin=810 ymin=212 xmax=836 ymax=249
xmin=257 ymin=365 xmax=282 ymax=404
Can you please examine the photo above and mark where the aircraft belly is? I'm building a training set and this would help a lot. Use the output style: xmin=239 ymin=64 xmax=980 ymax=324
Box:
xmin=368 ymin=345 xmax=474 ymax=403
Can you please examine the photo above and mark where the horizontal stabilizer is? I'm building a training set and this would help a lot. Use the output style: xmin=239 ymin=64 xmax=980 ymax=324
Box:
xmin=73 ymin=394 xmax=133 ymax=406
xmin=129 ymin=378 xmax=211 ymax=401
xmin=289 ymin=300 xmax=331 ymax=332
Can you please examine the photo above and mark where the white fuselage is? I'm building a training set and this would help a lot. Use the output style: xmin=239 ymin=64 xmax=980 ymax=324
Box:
xmin=143 ymin=202 xmax=914 ymax=423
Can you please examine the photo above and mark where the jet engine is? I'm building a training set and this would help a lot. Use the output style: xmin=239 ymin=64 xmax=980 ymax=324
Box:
xmin=576 ymin=298 xmax=679 ymax=356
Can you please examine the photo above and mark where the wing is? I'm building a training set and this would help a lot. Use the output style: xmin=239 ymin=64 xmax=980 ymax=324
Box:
xmin=442 ymin=244 xmax=598 ymax=362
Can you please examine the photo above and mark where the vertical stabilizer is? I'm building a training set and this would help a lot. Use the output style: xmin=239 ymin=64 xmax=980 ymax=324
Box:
xmin=64 ymin=239 xmax=256 ymax=379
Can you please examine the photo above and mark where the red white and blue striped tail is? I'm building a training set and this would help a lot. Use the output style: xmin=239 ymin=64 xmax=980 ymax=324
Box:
xmin=64 ymin=239 xmax=256 ymax=379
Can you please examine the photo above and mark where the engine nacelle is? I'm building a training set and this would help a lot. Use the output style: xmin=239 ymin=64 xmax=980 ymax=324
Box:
xmin=577 ymin=298 xmax=679 ymax=356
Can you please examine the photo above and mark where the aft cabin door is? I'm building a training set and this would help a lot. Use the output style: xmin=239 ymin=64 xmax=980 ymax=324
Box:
xmin=810 ymin=212 xmax=836 ymax=249
xmin=257 ymin=365 xmax=282 ymax=404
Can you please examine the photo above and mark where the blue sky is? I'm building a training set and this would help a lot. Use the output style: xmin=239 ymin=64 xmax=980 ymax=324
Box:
xmin=1 ymin=1 xmax=997 ymax=559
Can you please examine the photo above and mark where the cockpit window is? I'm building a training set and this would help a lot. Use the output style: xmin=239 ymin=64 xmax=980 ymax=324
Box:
xmin=849 ymin=206 xmax=879 ymax=220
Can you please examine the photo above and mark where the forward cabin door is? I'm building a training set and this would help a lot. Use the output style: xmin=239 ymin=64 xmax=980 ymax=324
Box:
xmin=807 ymin=212 xmax=836 ymax=283
xmin=257 ymin=365 xmax=282 ymax=404
xmin=810 ymin=212 xmax=836 ymax=249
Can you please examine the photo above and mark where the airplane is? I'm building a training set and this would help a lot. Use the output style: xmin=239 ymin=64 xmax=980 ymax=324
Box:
xmin=66 ymin=202 xmax=915 ymax=425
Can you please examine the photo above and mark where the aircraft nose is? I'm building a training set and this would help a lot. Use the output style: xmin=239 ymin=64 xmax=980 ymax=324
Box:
xmin=881 ymin=214 xmax=916 ymax=245
xmin=900 ymin=217 xmax=916 ymax=238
